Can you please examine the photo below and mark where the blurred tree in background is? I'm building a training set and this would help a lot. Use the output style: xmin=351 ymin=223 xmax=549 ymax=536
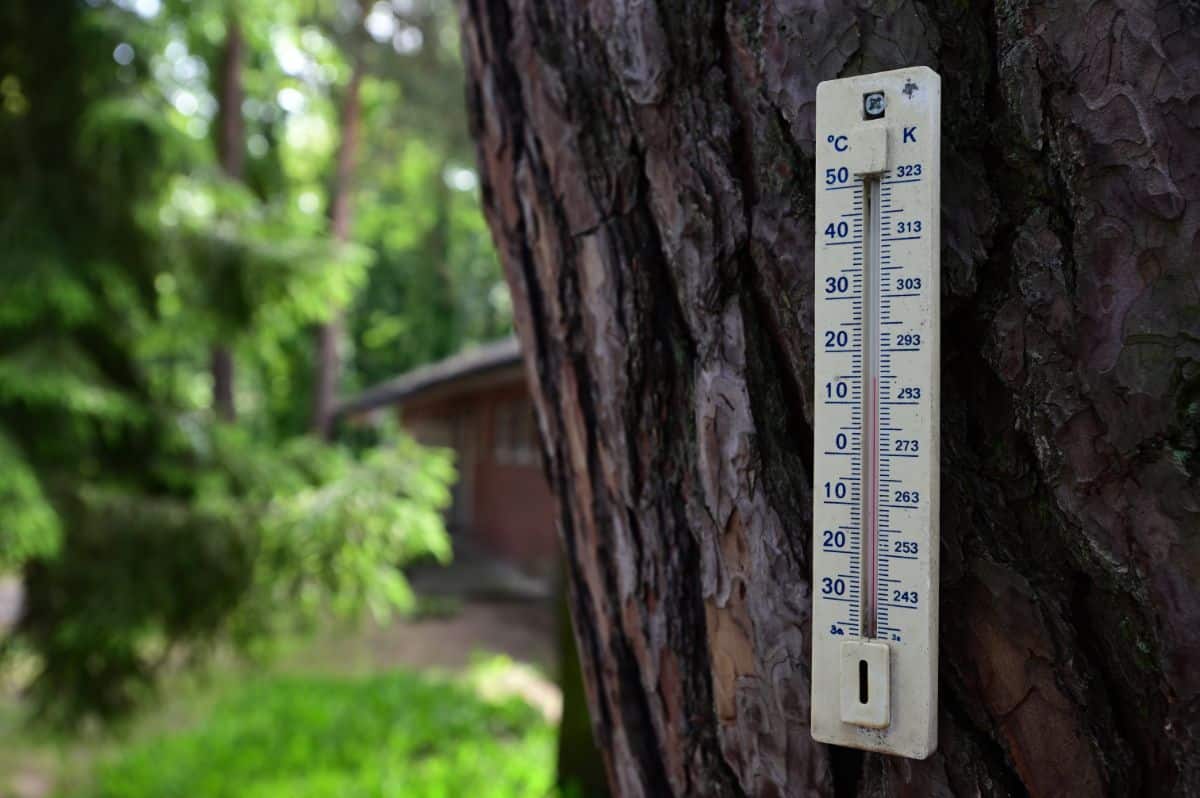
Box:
xmin=0 ymin=0 xmax=507 ymax=722
xmin=346 ymin=0 xmax=512 ymax=389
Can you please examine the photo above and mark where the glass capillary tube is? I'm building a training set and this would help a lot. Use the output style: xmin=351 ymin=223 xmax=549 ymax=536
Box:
xmin=862 ymin=174 xmax=882 ymax=640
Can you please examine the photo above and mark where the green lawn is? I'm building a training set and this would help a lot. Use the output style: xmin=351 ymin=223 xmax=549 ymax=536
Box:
xmin=78 ymin=669 xmax=555 ymax=798
xmin=1 ymin=601 xmax=563 ymax=798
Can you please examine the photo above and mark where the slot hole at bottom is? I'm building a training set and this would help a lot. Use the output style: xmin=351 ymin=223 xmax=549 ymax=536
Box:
xmin=858 ymin=659 xmax=869 ymax=704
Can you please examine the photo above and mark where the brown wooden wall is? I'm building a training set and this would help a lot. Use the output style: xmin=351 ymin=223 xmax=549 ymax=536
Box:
xmin=403 ymin=376 xmax=558 ymax=571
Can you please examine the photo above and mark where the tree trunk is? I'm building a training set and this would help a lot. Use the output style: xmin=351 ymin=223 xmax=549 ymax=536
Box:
xmin=211 ymin=16 xmax=245 ymax=423
xmin=459 ymin=1 xmax=1199 ymax=796
xmin=311 ymin=59 xmax=365 ymax=439
xmin=210 ymin=345 xmax=235 ymax=423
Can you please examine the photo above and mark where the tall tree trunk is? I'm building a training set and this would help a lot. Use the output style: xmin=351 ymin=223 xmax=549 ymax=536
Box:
xmin=210 ymin=345 xmax=235 ymax=422
xmin=311 ymin=59 xmax=365 ymax=439
xmin=459 ymin=1 xmax=1199 ymax=796
xmin=211 ymin=16 xmax=245 ymax=422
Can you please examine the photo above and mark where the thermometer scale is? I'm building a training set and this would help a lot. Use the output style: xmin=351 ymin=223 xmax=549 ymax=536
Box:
xmin=810 ymin=67 xmax=940 ymax=759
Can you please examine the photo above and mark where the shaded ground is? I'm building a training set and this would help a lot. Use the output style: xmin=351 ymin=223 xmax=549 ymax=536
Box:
xmin=283 ymin=599 xmax=560 ymax=719
xmin=305 ymin=599 xmax=555 ymax=671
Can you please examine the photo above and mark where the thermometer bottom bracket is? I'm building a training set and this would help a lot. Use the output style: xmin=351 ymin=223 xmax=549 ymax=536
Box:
xmin=840 ymin=640 xmax=890 ymax=728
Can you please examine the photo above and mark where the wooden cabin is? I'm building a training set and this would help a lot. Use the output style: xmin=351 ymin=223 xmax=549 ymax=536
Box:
xmin=337 ymin=337 xmax=558 ymax=573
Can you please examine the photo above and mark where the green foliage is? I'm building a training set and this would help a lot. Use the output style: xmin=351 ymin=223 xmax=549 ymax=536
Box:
xmin=0 ymin=431 xmax=61 ymax=569
xmin=351 ymin=138 xmax=512 ymax=388
xmin=1 ymin=0 xmax=166 ymax=574
xmin=16 ymin=428 xmax=453 ymax=723
xmin=82 ymin=670 xmax=555 ymax=798
xmin=209 ymin=430 xmax=455 ymax=630
xmin=346 ymin=1 xmax=513 ymax=389
xmin=0 ymin=0 xmax=502 ymax=726
xmin=18 ymin=485 xmax=256 ymax=723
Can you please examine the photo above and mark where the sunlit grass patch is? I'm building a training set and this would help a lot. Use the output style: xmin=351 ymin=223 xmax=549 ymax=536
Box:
xmin=82 ymin=668 xmax=555 ymax=798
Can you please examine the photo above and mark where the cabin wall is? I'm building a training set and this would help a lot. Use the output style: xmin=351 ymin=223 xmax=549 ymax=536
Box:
xmin=402 ymin=377 xmax=558 ymax=571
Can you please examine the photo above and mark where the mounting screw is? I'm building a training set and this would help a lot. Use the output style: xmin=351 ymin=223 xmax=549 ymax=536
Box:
xmin=863 ymin=91 xmax=886 ymax=119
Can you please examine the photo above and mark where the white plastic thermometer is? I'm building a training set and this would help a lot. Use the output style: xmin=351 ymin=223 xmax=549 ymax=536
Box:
xmin=810 ymin=66 xmax=940 ymax=759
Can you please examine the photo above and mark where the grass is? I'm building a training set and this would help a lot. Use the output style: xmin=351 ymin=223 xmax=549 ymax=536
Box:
xmin=1 ymin=605 xmax=562 ymax=798
xmin=81 ymin=669 xmax=555 ymax=798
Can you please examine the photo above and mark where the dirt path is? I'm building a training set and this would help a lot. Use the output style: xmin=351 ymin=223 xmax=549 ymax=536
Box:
xmin=293 ymin=599 xmax=561 ymax=721
xmin=302 ymin=599 xmax=556 ymax=673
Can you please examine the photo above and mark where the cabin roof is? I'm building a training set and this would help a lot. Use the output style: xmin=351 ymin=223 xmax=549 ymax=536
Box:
xmin=336 ymin=335 xmax=523 ymax=418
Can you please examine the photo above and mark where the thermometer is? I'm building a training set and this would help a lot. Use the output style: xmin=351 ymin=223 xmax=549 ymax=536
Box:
xmin=810 ymin=66 xmax=940 ymax=759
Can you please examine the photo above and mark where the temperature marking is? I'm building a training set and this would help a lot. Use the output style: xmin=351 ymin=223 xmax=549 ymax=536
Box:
xmin=810 ymin=67 xmax=941 ymax=760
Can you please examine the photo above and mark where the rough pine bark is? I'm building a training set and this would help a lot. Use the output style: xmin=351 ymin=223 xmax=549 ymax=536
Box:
xmin=460 ymin=1 xmax=1199 ymax=795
